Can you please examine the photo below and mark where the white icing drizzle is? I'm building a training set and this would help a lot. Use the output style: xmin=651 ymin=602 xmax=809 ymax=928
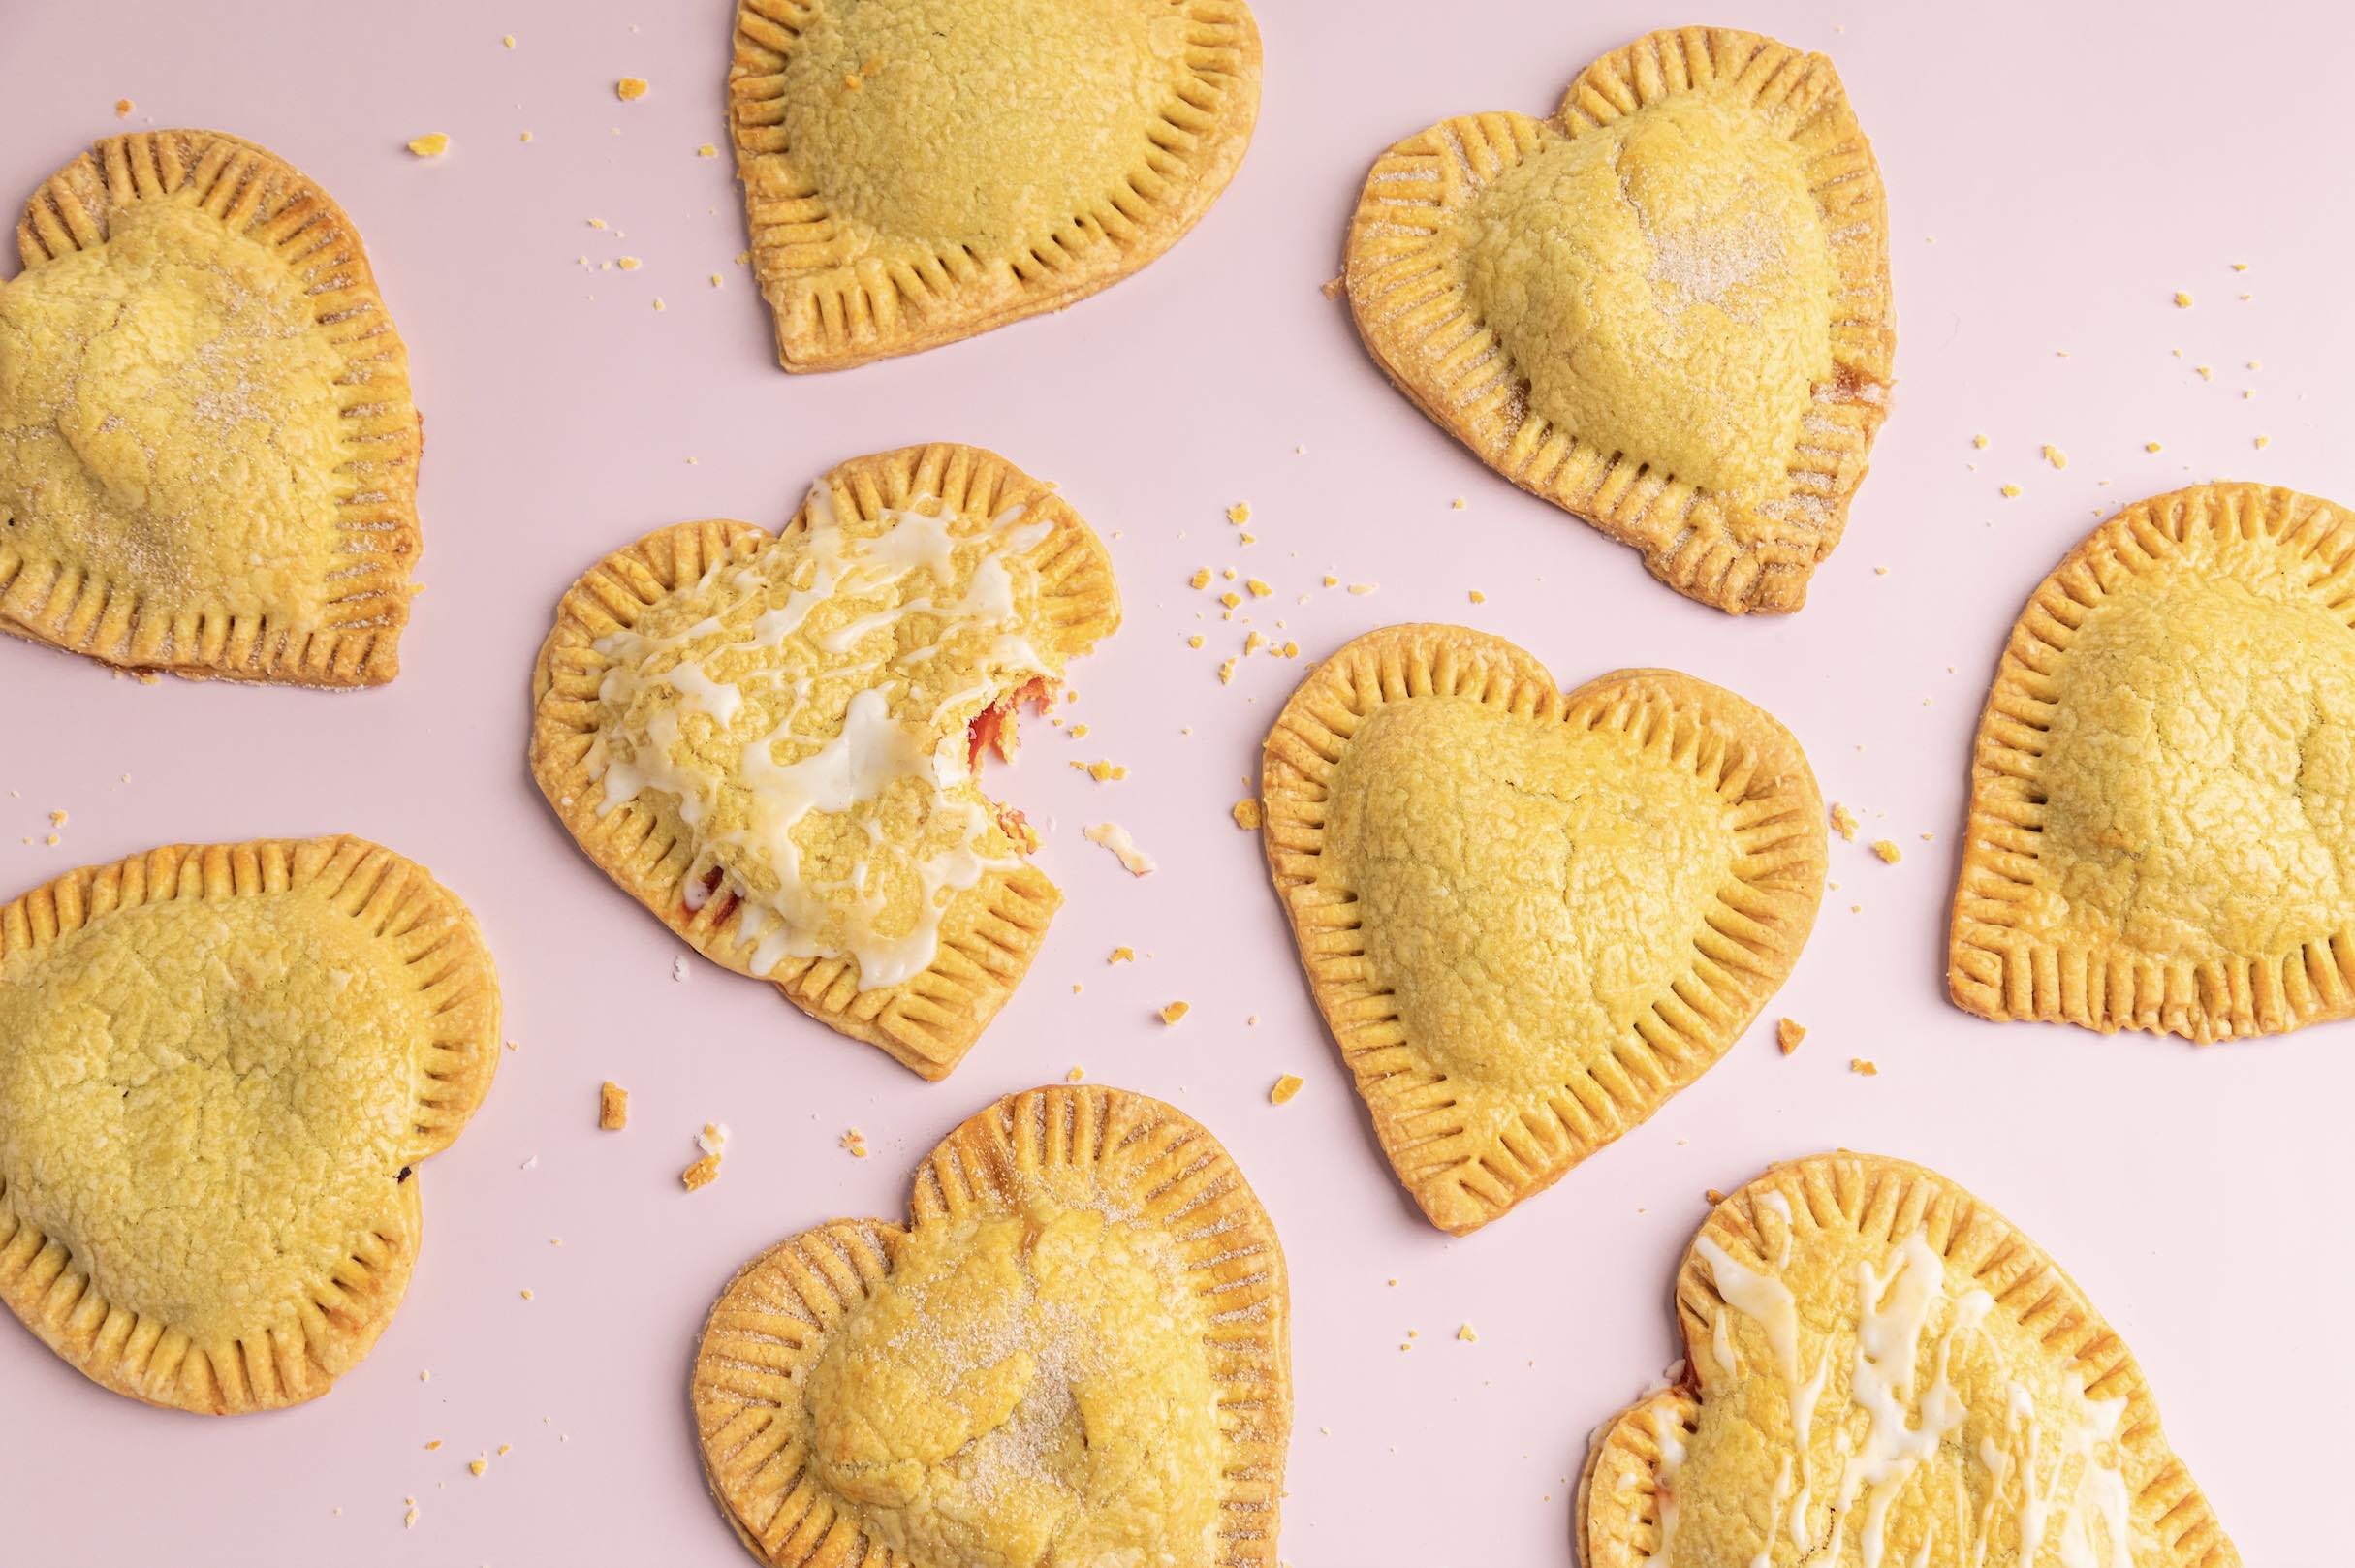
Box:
xmin=1694 ymin=1236 xmax=1801 ymax=1380
xmin=588 ymin=485 xmax=1057 ymax=989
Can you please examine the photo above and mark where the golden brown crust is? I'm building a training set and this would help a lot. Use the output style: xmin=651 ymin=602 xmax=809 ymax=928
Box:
xmin=1578 ymin=1152 xmax=2239 ymax=1568
xmin=1342 ymin=27 xmax=1892 ymax=613
xmin=0 ymin=836 xmax=499 ymax=1412
xmin=690 ymin=1084 xmax=1290 ymax=1566
xmin=1260 ymin=624 xmax=1824 ymax=1235
xmin=1949 ymin=482 xmax=2355 ymax=1040
xmin=1 ymin=129 xmax=421 ymax=685
xmin=727 ymin=0 xmax=1262 ymax=371
xmin=529 ymin=442 xmax=1119 ymax=1079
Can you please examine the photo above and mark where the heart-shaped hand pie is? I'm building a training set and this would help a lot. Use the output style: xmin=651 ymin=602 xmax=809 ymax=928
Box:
xmin=0 ymin=837 xmax=499 ymax=1412
xmin=1951 ymin=483 xmax=2355 ymax=1040
xmin=530 ymin=444 xmax=1119 ymax=1079
xmin=0 ymin=131 xmax=421 ymax=684
xmin=728 ymin=0 xmax=1261 ymax=370
xmin=1342 ymin=27 xmax=1892 ymax=613
xmin=1259 ymin=625 xmax=1824 ymax=1234
xmin=1578 ymin=1153 xmax=2238 ymax=1567
xmin=692 ymin=1084 xmax=1291 ymax=1566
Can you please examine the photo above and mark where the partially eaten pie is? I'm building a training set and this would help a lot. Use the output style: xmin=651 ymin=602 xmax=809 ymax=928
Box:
xmin=1579 ymin=1152 xmax=2238 ymax=1567
xmin=1342 ymin=27 xmax=1893 ymax=612
xmin=692 ymin=1083 xmax=1290 ymax=1566
xmin=0 ymin=837 xmax=499 ymax=1412
xmin=728 ymin=0 xmax=1262 ymax=370
xmin=0 ymin=130 xmax=422 ymax=683
xmin=529 ymin=443 xmax=1120 ymax=1078
xmin=1952 ymin=481 xmax=2355 ymax=1040
xmin=1259 ymin=624 xmax=1825 ymax=1234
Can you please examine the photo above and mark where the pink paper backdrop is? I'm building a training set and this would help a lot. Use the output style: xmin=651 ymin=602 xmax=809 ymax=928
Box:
xmin=0 ymin=1 xmax=2341 ymax=1562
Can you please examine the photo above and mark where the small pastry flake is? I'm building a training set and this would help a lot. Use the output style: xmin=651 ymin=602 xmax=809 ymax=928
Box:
xmin=1261 ymin=624 xmax=1824 ymax=1234
xmin=692 ymin=1084 xmax=1290 ymax=1566
xmin=1952 ymin=482 xmax=2355 ymax=1040
xmin=0 ymin=838 xmax=499 ymax=1412
xmin=1343 ymin=28 xmax=1892 ymax=613
xmin=530 ymin=444 xmax=1119 ymax=1079
xmin=1 ymin=131 xmax=421 ymax=682
xmin=1578 ymin=1153 xmax=2237 ymax=1566
xmin=727 ymin=0 xmax=1261 ymax=370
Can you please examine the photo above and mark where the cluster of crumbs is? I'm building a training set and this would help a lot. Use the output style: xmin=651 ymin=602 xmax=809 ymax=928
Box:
xmin=841 ymin=1128 xmax=868 ymax=1159
xmin=1775 ymin=1019 xmax=1806 ymax=1055
xmin=1829 ymin=802 xmax=1859 ymax=841
xmin=682 ymin=1122 xmax=730 ymax=1191
xmin=1270 ymin=1074 xmax=1303 ymax=1105
xmin=598 ymin=1082 xmax=628 ymax=1130
xmin=1070 ymin=758 xmax=1128 ymax=782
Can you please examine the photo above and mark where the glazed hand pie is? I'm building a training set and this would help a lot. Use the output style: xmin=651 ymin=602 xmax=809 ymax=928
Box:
xmin=1579 ymin=1153 xmax=2238 ymax=1567
xmin=692 ymin=1083 xmax=1290 ymax=1566
xmin=727 ymin=0 xmax=1261 ymax=370
xmin=530 ymin=443 xmax=1119 ymax=1079
xmin=1952 ymin=482 xmax=2355 ymax=1040
xmin=1259 ymin=625 xmax=1824 ymax=1234
xmin=0 ymin=837 xmax=499 ymax=1412
xmin=0 ymin=131 xmax=421 ymax=684
xmin=1342 ymin=27 xmax=1892 ymax=613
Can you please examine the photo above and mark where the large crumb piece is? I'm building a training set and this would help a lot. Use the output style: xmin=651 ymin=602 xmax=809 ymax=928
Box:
xmin=407 ymin=133 xmax=451 ymax=157
xmin=1829 ymin=802 xmax=1859 ymax=841
xmin=681 ymin=1154 xmax=722 ymax=1191
xmin=616 ymin=77 xmax=649 ymax=101
xmin=1870 ymin=839 xmax=1901 ymax=864
xmin=1776 ymin=1019 xmax=1806 ymax=1056
xmin=1232 ymin=798 xmax=1262 ymax=830
xmin=1270 ymin=1073 xmax=1303 ymax=1105
xmin=841 ymin=1127 xmax=868 ymax=1159
xmin=598 ymin=1082 xmax=628 ymax=1130
xmin=1159 ymin=1000 xmax=1190 ymax=1026
xmin=1084 ymin=821 xmax=1155 ymax=876
xmin=1849 ymin=1057 xmax=1879 ymax=1077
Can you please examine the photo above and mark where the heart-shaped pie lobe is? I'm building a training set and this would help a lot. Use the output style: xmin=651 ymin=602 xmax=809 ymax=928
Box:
xmin=728 ymin=0 xmax=1261 ymax=370
xmin=0 ymin=131 xmax=421 ymax=683
xmin=530 ymin=444 xmax=1119 ymax=1079
xmin=1343 ymin=27 xmax=1892 ymax=613
xmin=1260 ymin=625 xmax=1824 ymax=1234
xmin=1578 ymin=1153 xmax=2238 ymax=1567
xmin=1951 ymin=483 xmax=2355 ymax=1040
xmin=692 ymin=1084 xmax=1290 ymax=1566
xmin=0 ymin=837 xmax=498 ymax=1412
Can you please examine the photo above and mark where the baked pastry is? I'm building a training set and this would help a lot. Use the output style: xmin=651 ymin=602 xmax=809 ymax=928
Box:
xmin=1259 ymin=625 xmax=1824 ymax=1234
xmin=1342 ymin=27 xmax=1892 ymax=613
xmin=0 ymin=837 xmax=498 ymax=1412
xmin=530 ymin=443 xmax=1119 ymax=1079
xmin=1951 ymin=482 xmax=2355 ymax=1040
xmin=0 ymin=131 xmax=421 ymax=683
xmin=727 ymin=0 xmax=1261 ymax=370
xmin=1578 ymin=1152 xmax=2237 ymax=1567
xmin=692 ymin=1083 xmax=1290 ymax=1565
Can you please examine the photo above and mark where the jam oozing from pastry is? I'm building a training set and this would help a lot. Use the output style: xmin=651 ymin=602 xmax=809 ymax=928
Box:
xmin=804 ymin=1207 xmax=1220 ymax=1567
xmin=589 ymin=485 xmax=1063 ymax=989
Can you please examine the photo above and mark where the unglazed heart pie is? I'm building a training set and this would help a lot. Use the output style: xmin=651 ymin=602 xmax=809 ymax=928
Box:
xmin=530 ymin=443 xmax=1119 ymax=1079
xmin=1579 ymin=1153 xmax=2238 ymax=1567
xmin=692 ymin=1083 xmax=1290 ymax=1566
xmin=1259 ymin=625 xmax=1824 ymax=1234
xmin=727 ymin=0 xmax=1261 ymax=370
xmin=0 ymin=131 xmax=421 ymax=683
xmin=0 ymin=837 xmax=498 ymax=1412
xmin=1951 ymin=483 xmax=2355 ymax=1041
xmin=1342 ymin=27 xmax=1892 ymax=613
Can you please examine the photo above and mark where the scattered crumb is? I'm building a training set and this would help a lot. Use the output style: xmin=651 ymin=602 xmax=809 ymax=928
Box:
xmin=2042 ymin=444 xmax=2067 ymax=469
xmin=1870 ymin=839 xmax=1901 ymax=864
xmin=2256 ymin=435 xmax=2272 ymax=450
xmin=1705 ymin=1188 xmax=1727 ymax=1205
xmin=425 ymin=1440 xmax=443 ymax=1452
xmin=681 ymin=1154 xmax=722 ymax=1192
xmin=1850 ymin=1057 xmax=1880 ymax=1077
xmin=1971 ymin=433 xmax=1989 ymax=449
xmin=1245 ymin=579 xmax=1272 ymax=598
xmin=1227 ymin=502 xmax=1251 ymax=524
xmin=1776 ymin=1019 xmax=1806 ymax=1055
xmin=841 ymin=1128 xmax=869 ymax=1159
xmin=1065 ymin=1066 xmax=1085 ymax=1082
xmin=1270 ymin=1073 xmax=1303 ymax=1105
xmin=114 ymin=98 xmax=134 ymax=118
xmin=1347 ymin=582 xmax=1377 ymax=596
xmin=1468 ymin=589 xmax=1486 ymax=604
xmin=405 ymin=1505 xmax=420 ymax=1529
xmin=1109 ymin=946 xmax=1135 ymax=964
xmin=1084 ymin=821 xmax=1156 ymax=876
xmin=469 ymin=1458 xmax=487 ymax=1477
xmin=2145 ymin=441 xmax=2163 ymax=454
xmin=1457 ymin=1324 xmax=1477 ymax=1343
xmin=1998 ymin=484 xmax=2021 ymax=498
xmin=698 ymin=143 xmax=718 ymax=158
xmin=407 ymin=133 xmax=451 ymax=158
xmin=503 ymin=33 xmax=516 ymax=47
xmin=1159 ymin=1000 xmax=1191 ymax=1026
xmin=1231 ymin=798 xmax=1262 ymax=830
xmin=697 ymin=1122 xmax=730 ymax=1158
xmin=2173 ymin=290 xmax=2192 ymax=307
xmin=616 ymin=256 xmax=642 ymax=271
xmin=616 ymin=77 xmax=649 ymax=101
xmin=1218 ymin=657 xmax=1239 ymax=684
xmin=599 ymin=1082 xmax=628 ymax=1130
xmin=1189 ymin=568 xmax=1211 ymax=589
xmin=1829 ymin=802 xmax=1859 ymax=841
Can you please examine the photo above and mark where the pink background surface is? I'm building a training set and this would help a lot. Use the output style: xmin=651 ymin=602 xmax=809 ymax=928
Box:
xmin=0 ymin=1 xmax=2342 ymax=1562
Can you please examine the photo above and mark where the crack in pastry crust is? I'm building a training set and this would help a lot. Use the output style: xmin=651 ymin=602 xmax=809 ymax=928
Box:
xmin=690 ymin=1084 xmax=1290 ymax=1566
xmin=1259 ymin=624 xmax=1824 ymax=1235
xmin=728 ymin=0 xmax=1261 ymax=371
xmin=1342 ymin=27 xmax=1892 ymax=613
xmin=0 ymin=837 xmax=498 ymax=1412
xmin=0 ymin=130 xmax=421 ymax=683
xmin=528 ymin=443 xmax=1120 ymax=1079
xmin=1578 ymin=1153 xmax=2238 ymax=1567
xmin=1951 ymin=482 xmax=2355 ymax=1040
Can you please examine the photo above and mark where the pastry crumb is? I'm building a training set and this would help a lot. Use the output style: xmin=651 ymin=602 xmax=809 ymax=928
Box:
xmin=1108 ymin=946 xmax=1135 ymax=964
xmin=1218 ymin=657 xmax=1239 ymax=684
xmin=1346 ymin=582 xmax=1377 ymax=595
xmin=1319 ymin=274 xmax=1342 ymax=299
xmin=841 ymin=1127 xmax=868 ymax=1159
xmin=1158 ymin=1000 xmax=1190 ymax=1026
xmin=1829 ymin=802 xmax=1859 ymax=841
xmin=1468 ymin=589 xmax=1486 ymax=604
xmin=1189 ymin=568 xmax=1211 ymax=589
xmin=697 ymin=1122 xmax=730 ymax=1157
xmin=2255 ymin=435 xmax=2271 ymax=450
xmin=2173 ymin=290 xmax=2192 ymax=307
xmin=698 ymin=143 xmax=717 ymax=158
xmin=616 ymin=77 xmax=649 ymax=101
xmin=2042 ymin=444 xmax=2067 ymax=469
xmin=406 ymin=133 xmax=451 ymax=157
xmin=1971 ymin=433 xmax=1989 ymax=449
xmin=1083 ymin=822 xmax=1155 ymax=876
xmin=1227 ymin=502 xmax=1251 ymax=524
xmin=1457 ymin=1323 xmax=1477 ymax=1342
xmin=2145 ymin=440 xmax=2163 ymax=454
xmin=1776 ymin=1019 xmax=1806 ymax=1055
xmin=1231 ymin=798 xmax=1262 ymax=830
xmin=1850 ymin=1057 xmax=1879 ymax=1076
xmin=1870 ymin=839 xmax=1901 ymax=864
xmin=1998 ymin=484 xmax=2021 ymax=498
xmin=1270 ymin=1073 xmax=1303 ymax=1105
xmin=425 ymin=1439 xmax=442 ymax=1451
xmin=1705 ymin=1188 xmax=1727 ymax=1205
xmin=1065 ymin=1066 xmax=1085 ymax=1082
xmin=114 ymin=98 xmax=134 ymax=118
xmin=681 ymin=1154 xmax=722 ymax=1192
xmin=616 ymin=256 xmax=642 ymax=270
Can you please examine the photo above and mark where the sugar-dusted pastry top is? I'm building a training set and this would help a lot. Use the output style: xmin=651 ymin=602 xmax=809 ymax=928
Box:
xmin=0 ymin=838 xmax=499 ymax=1413
xmin=587 ymin=484 xmax=1063 ymax=990
xmin=1458 ymin=86 xmax=1835 ymax=501
xmin=1951 ymin=482 xmax=2355 ymax=1039
xmin=692 ymin=1084 xmax=1291 ymax=1567
xmin=1580 ymin=1155 xmax=2238 ymax=1567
